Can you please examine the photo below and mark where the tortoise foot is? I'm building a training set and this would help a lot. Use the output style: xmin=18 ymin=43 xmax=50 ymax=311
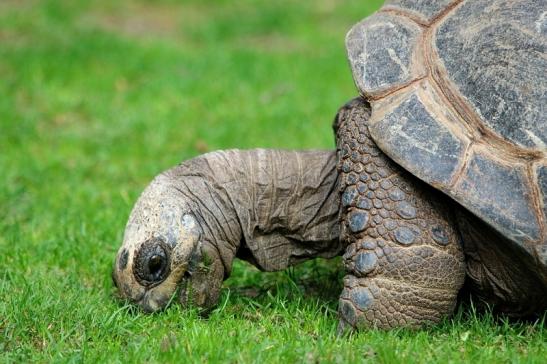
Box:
xmin=339 ymin=238 xmax=465 ymax=330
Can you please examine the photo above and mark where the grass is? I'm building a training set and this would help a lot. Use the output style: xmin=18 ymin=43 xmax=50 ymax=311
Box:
xmin=0 ymin=0 xmax=545 ymax=362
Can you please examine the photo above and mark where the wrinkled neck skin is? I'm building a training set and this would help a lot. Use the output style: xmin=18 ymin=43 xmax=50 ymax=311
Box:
xmin=165 ymin=149 xmax=343 ymax=275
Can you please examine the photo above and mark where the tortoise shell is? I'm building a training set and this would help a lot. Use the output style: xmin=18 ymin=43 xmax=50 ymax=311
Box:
xmin=346 ymin=0 xmax=546 ymax=264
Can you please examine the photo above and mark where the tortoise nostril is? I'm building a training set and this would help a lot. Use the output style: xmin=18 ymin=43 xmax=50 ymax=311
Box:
xmin=118 ymin=249 xmax=129 ymax=271
xmin=111 ymin=269 xmax=119 ymax=288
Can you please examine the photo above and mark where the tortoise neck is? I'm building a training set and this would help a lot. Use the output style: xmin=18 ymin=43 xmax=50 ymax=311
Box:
xmin=167 ymin=149 xmax=344 ymax=273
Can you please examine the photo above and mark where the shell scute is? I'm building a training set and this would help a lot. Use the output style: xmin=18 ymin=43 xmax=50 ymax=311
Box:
xmin=346 ymin=12 xmax=425 ymax=98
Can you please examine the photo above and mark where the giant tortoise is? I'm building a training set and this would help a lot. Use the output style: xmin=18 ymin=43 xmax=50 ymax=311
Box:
xmin=112 ymin=0 xmax=546 ymax=329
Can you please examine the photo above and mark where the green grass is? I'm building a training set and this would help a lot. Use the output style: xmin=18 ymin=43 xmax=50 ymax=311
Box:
xmin=0 ymin=0 xmax=545 ymax=362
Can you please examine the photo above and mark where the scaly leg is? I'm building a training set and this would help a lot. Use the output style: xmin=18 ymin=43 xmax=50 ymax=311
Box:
xmin=334 ymin=98 xmax=466 ymax=329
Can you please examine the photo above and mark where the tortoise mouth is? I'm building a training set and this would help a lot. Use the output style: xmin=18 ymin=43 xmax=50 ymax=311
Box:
xmin=135 ymin=269 xmax=190 ymax=313
xmin=137 ymin=287 xmax=172 ymax=313
xmin=137 ymin=291 xmax=162 ymax=313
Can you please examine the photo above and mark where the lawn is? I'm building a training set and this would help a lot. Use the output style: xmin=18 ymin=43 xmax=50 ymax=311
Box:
xmin=0 ymin=0 xmax=545 ymax=362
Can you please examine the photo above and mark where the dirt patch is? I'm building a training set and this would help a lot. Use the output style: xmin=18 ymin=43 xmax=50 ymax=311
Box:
xmin=0 ymin=0 xmax=37 ymax=11
xmin=82 ymin=1 xmax=207 ymax=40
xmin=236 ymin=33 xmax=303 ymax=53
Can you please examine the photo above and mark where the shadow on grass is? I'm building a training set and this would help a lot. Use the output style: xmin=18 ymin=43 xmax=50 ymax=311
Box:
xmin=109 ymin=253 xmax=545 ymax=342
xmin=226 ymin=257 xmax=344 ymax=305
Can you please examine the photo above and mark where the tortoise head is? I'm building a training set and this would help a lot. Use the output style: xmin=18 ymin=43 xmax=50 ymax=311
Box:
xmin=112 ymin=175 xmax=201 ymax=312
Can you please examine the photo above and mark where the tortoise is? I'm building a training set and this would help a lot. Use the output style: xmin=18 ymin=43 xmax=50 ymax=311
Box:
xmin=112 ymin=0 xmax=547 ymax=330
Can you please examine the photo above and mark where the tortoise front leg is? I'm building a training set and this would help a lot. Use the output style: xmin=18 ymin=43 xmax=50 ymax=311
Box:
xmin=179 ymin=241 xmax=226 ymax=312
xmin=334 ymin=98 xmax=466 ymax=330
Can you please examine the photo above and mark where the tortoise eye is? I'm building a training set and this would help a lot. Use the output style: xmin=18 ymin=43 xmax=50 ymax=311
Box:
xmin=148 ymin=255 xmax=164 ymax=277
xmin=134 ymin=238 xmax=171 ymax=286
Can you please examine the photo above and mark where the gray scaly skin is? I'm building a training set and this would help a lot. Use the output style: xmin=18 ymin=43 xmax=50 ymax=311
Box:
xmin=335 ymin=98 xmax=465 ymax=329
xmin=113 ymin=99 xmax=466 ymax=329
